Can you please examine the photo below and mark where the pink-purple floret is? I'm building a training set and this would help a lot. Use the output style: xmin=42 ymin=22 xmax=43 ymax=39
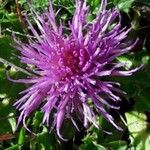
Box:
xmin=12 ymin=0 xmax=141 ymax=140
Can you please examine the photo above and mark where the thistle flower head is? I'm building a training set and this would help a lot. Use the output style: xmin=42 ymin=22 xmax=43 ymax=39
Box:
xmin=13 ymin=0 xmax=140 ymax=140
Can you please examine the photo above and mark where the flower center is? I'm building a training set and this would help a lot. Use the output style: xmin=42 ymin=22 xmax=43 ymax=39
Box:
xmin=49 ymin=41 xmax=90 ymax=81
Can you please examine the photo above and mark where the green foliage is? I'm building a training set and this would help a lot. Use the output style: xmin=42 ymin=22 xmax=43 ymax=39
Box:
xmin=0 ymin=0 xmax=150 ymax=149
xmin=125 ymin=111 xmax=150 ymax=150
xmin=113 ymin=0 xmax=134 ymax=13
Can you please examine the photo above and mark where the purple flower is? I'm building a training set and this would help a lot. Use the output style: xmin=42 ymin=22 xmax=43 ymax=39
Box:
xmin=12 ymin=0 xmax=140 ymax=140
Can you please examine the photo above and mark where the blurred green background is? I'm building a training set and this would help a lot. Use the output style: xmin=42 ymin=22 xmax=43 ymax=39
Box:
xmin=0 ymin=0 xmax=150 ymax=149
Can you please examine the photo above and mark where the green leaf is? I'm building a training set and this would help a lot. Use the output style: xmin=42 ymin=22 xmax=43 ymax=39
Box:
xmin=35 ymin=126 xmax=57 ymax=150
xmin=32 ymin=0 xmax=49 ymax=9
xmin=0 ymin=102 xmax=15 ymax=134
xmin=5 ymin=145 xmax=19 ymax=150
xmin=8 ymin=113 xmax=16 ymax=133
xmin=108 ymin=141 xmax=128 ymax=150
xmin=113 ymin=0 xmax=134 ymax=13
xmin=1 ymin=11 xmax=22 ymax=32
xmin=32 ymin=111 xmax=43 ymax=127
xmin=18 ymin=127 xmax=26 ymax=145
xmin=0 ymin=36 xmax=17 ymax=61
xmin=97 ymin=116 xmax=125 ymax=146
xmin=81 ymin=134 xmax=106 ymax=150
xmin=125 ymin=111 xmax=150 ymax=150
